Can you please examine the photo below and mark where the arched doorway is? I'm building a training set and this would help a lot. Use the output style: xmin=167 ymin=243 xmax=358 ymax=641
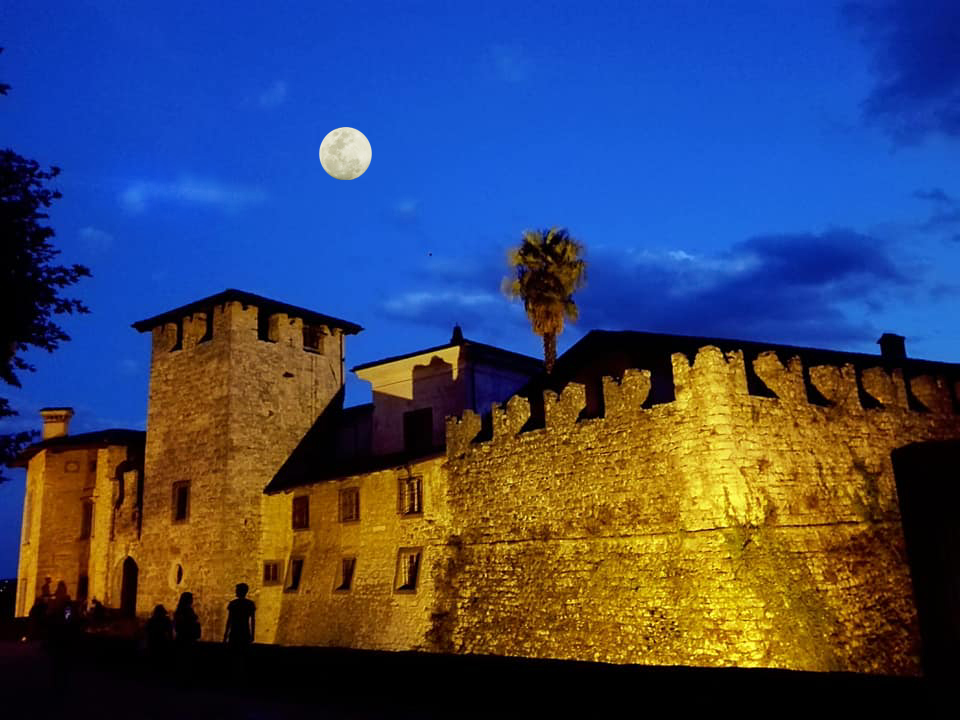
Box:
xmin=120 ymin=557 xmax=138 ymax=617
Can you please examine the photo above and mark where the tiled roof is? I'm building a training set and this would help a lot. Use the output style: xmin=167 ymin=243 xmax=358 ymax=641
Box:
xmin=9 ymin=429 xmax=145 ymax=468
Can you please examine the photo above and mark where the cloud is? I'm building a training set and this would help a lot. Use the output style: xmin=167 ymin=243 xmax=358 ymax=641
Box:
xmin=78 ymin=226 xmax=113 ymax=252
xmin=912 ymin=186 xmax=960 ymax=233
xmin=120 ymin=177 xmax=266 ymax=213
xmin=384 ymin=198 xmax=422 ymax=227
xmin=258 ymin=80 xmax=288 ymax=108
xmin=380 ymin=248 xmax=530 ymax=338
xmin=488 ymin=43 xmax=532 ymax=83
xmin=384 ymin=230 xmax=926 ymax=352
xmin=846 ymin=0 xmax=960 ymax=143
xmin=581 ymin=230 xmax=916 ymax=346
xmin=913 ymin=188 xmax=953 ymax=204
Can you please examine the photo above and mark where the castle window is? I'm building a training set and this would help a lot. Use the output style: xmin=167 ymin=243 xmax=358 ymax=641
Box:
xmin=292 ymin=495 xmax=310 ymax=530
xmin=336 ymin=557 xmax=356 ymax=591
xmin=394 ymin=548 xmax=422 ymax=593
xmin=303 ymin=324 xmax=325 ymax=353
xmin=172 ymin=481 xmax=190 ymax=523
xmin=285 ymin=557 xmax=304 ymax=592
xmin=403 ymin=408 xmax=433 ymax=455
xmin=79 ymin=500 xmax=94 ymax=539
xmin=263 ymin=560 xmax=283 ymax=586
xmin=398 ymin=476 xmax=423 ymax=516
xmin=339 ymin=487 xmax=360 ymax=522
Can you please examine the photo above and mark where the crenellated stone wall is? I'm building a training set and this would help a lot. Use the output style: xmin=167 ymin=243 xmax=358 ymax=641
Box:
xmin=433 ymin=346 xmax=960 ymax=674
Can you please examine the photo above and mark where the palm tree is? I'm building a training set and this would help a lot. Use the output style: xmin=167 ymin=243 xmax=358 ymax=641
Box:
xmin=504 ymin=227 xmax=586 ymax=374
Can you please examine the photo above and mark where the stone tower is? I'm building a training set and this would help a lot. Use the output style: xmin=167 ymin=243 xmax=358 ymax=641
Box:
xmin=131 ymin=290 xmax=362 ymax=638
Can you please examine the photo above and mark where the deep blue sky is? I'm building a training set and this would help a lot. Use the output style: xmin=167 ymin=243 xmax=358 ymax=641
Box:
xmin=2 ymin=1 xmax=959 ymax=576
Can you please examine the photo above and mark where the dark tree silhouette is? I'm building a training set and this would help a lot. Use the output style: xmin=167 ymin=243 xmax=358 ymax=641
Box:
xmin=1 ymin=50 xmax=91 ymax=481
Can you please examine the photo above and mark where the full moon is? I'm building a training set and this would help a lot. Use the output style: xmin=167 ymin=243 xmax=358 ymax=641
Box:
xmin=318 ymin=127 xmax=372 ymax=180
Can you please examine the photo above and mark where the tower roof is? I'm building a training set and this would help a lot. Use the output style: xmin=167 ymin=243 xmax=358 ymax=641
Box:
xmin=131 ymin=289 xmax=363 ymax=335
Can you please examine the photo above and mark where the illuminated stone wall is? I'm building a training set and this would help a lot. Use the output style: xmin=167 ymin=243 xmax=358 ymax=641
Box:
xmin=434 ymin=347 xmax=960 ymax=674
xmin=268 ymin=456 xmax=447 ymax=649
xmin=135 ymin=300 xmax=343 ymax=640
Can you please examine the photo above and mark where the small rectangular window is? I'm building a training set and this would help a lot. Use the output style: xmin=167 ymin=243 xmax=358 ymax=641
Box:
xmin=286 ymin=557 xmax=304 ymax=592
xmin=398 ymin=476 xmax=423 ymax=516
xmin=79 ymin=500 xmax=94 ymax=539
xmin=263 ymin=560 xmax=283 ymax=586
xmin=172 ymin=481 xmax=190 ymax=523
xmin=292 ymin=495 xmax=310 ymax=530
xmin=339 ymin=487 xmax=360 ymax=522
xmin=403 ymin=408 xmax=433 ymax=454
xmin=77 ymin=574 xmax=89 ymax=603
xmin=336 ymin=557 xmax=356 ymax=592
xmin=394 ymin=547 xmax=422 ymax=593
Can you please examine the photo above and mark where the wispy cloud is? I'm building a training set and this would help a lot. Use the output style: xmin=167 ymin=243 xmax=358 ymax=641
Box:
xmin=258 ymin=80 xmax=288 ymax=108
xmin=913 ymin=186 xmax=960 ymax=236
xmin=78 ymin=226 xmax=114 ymax=253
xmin=582 ymin=230 xmax=916 ymax=346
xmin=120 ymin=177 xmax=266 ymax=213
xmin=913 ymin=188 xmax=953 ymax=205
xmin=845 ymin=0 xmax=960 ymax=143
xmin=488 ymin=43 xmax=532 ymax=83
xmin=383 ymin=229 xmax=927 ymax=351
xmin=386 ymin=198 xmax=422 ymax=227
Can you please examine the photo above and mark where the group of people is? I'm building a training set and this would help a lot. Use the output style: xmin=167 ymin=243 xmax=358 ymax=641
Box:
xmin=27 ymin=578 xmax=101 ymax=644
xmin=145 ymin=590 xmax=202 ymax=652
xmin=27 ymin=578 xmax=257 ymax=655
xmin=145 ymin=582 xmax=256 ymax=653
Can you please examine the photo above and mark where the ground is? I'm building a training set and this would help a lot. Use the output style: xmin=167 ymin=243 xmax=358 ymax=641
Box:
xmin=0 ymin=629 xmax=947 ymax=719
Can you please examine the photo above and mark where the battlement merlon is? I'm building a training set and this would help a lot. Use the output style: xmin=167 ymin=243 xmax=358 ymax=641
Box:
xmin=131 ymin=289 xmax=363 ymax=353
xmin=445 ymin=344 xmax=960 ymax=450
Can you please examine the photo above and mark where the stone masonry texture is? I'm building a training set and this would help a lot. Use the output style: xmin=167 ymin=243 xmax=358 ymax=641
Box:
xmin=436 ymin=347 xmax=960 ymax=674
xmin=15 ymin=293 xmax=960 ymax=677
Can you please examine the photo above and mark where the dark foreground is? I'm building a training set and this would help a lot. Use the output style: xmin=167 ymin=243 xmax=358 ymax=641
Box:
xmin=0 ymin=626 xmax=950 ymax=719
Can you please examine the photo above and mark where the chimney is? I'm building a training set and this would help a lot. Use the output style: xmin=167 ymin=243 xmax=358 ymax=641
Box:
xmin=877 ymin=333 xmax=906 ymax=362
xmin=39 ymin=407 xmax=74 ymax=440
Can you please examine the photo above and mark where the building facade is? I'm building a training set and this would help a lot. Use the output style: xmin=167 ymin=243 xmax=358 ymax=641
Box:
xmin=13 ymin=289 xmax=960 ymax=675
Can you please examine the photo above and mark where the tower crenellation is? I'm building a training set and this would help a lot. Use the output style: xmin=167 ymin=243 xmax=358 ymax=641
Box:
xmin=131 ymin=290 xmax=361 ymax=640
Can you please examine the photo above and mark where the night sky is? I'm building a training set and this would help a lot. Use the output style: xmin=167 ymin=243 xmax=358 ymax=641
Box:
xmin=2 ymin=1 xmax=959 ymax=576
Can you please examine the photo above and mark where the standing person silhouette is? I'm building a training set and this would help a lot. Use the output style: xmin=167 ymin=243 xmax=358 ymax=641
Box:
xmin=173 ymin=591 xmax=201 ymax=645
xmin=223 ymin=583 xmax=255 ymax=646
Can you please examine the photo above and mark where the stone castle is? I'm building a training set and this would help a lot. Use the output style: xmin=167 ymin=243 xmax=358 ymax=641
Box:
xmin=12 ymin=289 xmax=960 ymax=676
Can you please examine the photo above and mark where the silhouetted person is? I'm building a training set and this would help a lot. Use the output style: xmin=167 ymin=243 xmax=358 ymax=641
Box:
xmin=45 ymin=587 xmax=79 ymax=694
xmin=223 ymin=583 xmax=255 ymax=646
xmin=173 ymin=591 xmax=201 ymax=644
xmin=89 ymin=598 xmax=106 ymax=627
xmin=48 ymin=580 xmax=69 ymax=618
xmin=145 ymin=604 xmax=173 ymax=660
xmin=40 ymin=577 xmax=52 ymax=599
xmin=28 ymin=596 xmax=48 ymax=641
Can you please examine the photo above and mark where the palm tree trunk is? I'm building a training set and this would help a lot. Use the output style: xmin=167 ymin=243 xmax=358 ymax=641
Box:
xmin=543 ymin=332 xmax=557 ymax=374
